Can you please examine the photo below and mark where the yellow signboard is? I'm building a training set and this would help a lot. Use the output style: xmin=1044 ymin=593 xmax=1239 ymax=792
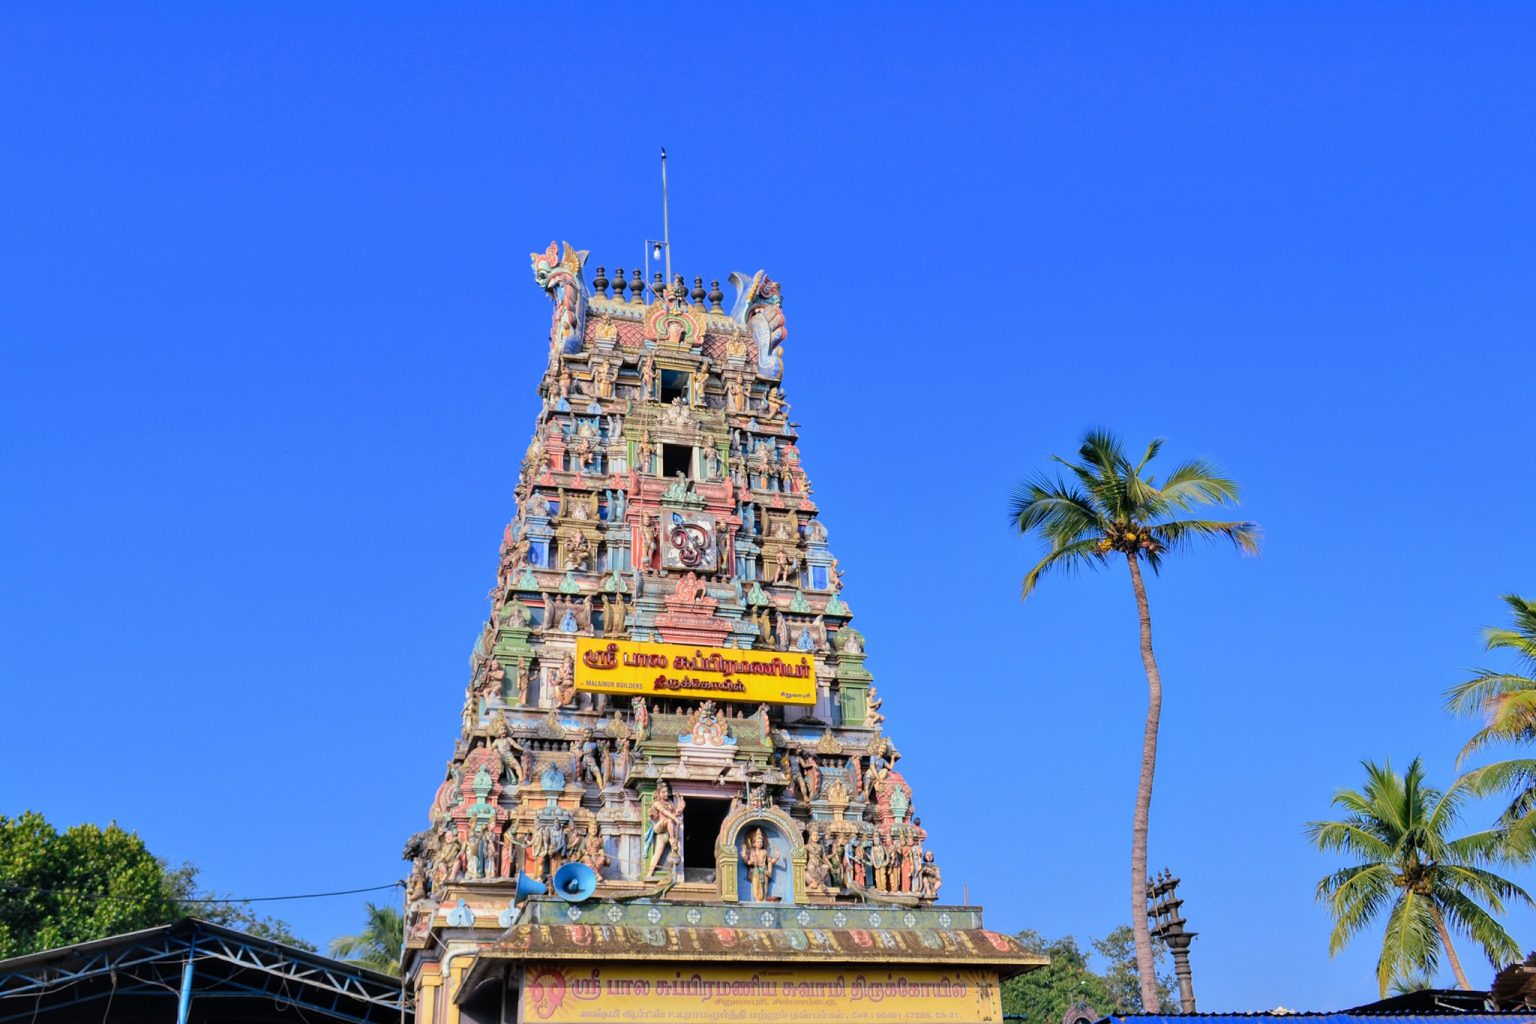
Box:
xmin=518 ymin=963 xmax=1003 ymax=1023
xmin=574 ymin=638 xmax=816 ymax=705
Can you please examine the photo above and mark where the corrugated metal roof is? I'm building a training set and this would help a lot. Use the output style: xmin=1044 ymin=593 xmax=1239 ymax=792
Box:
xmin=1095 ymin=1016 xmax=1536 ymax=1024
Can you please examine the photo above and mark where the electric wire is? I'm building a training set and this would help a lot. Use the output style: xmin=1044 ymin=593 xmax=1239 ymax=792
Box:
xmin=0 ymin=882 xmax=402 ymax=906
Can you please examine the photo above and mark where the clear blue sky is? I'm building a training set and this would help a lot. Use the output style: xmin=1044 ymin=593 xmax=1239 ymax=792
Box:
xmin=3 ymin=3 xmax=1533 ymax=1010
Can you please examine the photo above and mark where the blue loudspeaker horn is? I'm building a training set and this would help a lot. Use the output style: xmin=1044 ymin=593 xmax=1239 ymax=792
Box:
xmin=552 ymin=862 xmax=598 ymax=902
xmin=514 ymin=872 xmax=547 ymax=903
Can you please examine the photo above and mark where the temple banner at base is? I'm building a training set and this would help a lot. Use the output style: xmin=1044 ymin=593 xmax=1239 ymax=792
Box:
xmin=518 ymin=963 xmax=1004 ymax=1023
xmin=575 ymin=638 xmax=816 ymax=705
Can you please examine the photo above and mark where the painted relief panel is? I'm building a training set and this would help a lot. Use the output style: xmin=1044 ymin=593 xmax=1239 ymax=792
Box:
xmin=660 ymin=510 xmax=718 ymax=572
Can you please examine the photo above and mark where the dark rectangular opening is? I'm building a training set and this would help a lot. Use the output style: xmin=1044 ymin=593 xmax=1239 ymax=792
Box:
xmin=660 ymin=370 xmax=689 ymax=404
xmin=662 ymin=443 xmax=692 ymax=479
xmin=683 ymin=797 xmax=731 ymax=882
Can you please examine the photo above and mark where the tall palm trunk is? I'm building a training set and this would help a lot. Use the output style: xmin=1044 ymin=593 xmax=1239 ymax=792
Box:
xmin=1430 ymin=906 xmax=1473 ymax=990
xmin=1126 ymin=554 xmax=1162 ymax=1012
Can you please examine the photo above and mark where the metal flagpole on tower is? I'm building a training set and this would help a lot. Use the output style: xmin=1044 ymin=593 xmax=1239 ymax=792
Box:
xmin=660 ymin=146 xmax=672 ymax=284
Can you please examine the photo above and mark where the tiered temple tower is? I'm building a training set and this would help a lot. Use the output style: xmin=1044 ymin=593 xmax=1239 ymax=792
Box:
xmin=401 ymin=244 xmax=1042 ymax=1024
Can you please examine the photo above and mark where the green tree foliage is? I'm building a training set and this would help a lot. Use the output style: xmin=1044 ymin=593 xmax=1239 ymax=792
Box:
xmin=0 ymin=812 xmax=181 ymax=957
xmin=1446 ymin=595 xmax=1536 ymax=830
xmin=1092 ymin=926 xmax=1175 ymax=1012
xmin=0 ymin=811 xmax=312 ymax=958
xmin=1307 ymin=757 xmax=1531 ymax=995
xmin=328 ymin=901 xmax=404 ymax=975
xmin=1001 ymin=928 xmax=1172 ymax=1023
xmin=1010 ymin=429 xmax=1258 ymax=1010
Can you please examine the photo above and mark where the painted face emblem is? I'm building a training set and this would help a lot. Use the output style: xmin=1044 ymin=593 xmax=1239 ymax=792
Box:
xmin=525 ymin=967 xmax=567 ymax=1020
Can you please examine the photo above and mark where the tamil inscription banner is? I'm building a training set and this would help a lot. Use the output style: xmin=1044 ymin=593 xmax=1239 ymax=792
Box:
xmin=575 ymin=637 xmax=816 ymax=705
xmin=518 ymin=963 xmax=1004 ymax=1023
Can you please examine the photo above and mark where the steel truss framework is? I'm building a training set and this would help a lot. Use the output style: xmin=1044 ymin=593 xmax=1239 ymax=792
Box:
xmin=0 ymin=918 xmax=406 ymax=1024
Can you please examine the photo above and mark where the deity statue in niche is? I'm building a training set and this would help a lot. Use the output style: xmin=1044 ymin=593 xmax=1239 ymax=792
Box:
xmin=488 ymin=713 xmax=525 ymax=785
xmin=578 ymin=730 xmax=607 ymax=789
xmin=918 ymin=850 xmax=942 ymax=899
xmin=645 ymin=781 xmax=685 ymax=877
xmin=579 ymin=824 xmax=609 ymax=875
xmin=640 ymin=351 xmax=656 ymax=398
xmin=531 ymin=812 xmax=571 ymax=884
xmin=515 ymin=657 xmax=531 ymax=706
xmin=552 ymin=654 xmax=577 ymax=707
xmin=738 ymin=827 xmax=782 ymax=903
xmin=805 ymin=825 xmax=831 ymax=887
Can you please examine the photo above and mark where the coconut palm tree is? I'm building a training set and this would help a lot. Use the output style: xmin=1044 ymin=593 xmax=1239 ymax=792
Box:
xmin=1445 ymin=595 xmax=1536 ymax=832
xmin=1308 ymin=757 xmax=1529 ymax=995
xmin=1009 ymin=429 xmax=1259 ymax=1010
xmin=328 ymin=901 xmax=403 ymax=976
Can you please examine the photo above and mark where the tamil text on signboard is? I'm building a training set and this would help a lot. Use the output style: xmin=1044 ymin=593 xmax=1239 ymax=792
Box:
xmin=519 ymin=963 xmax=1003 ymax=1023
xmin=574 ymin=638 xmax=815 ymax=705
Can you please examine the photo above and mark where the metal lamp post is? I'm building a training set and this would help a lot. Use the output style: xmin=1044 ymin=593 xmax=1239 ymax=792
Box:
xmin=1146 ymin=869 xmax=1197 ymax=1013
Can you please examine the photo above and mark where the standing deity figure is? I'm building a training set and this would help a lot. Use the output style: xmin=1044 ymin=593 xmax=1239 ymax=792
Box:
xmin=437 ymin=826 xmax=464 ymax=885
xmin=899 ymin=835 xmax=916 ymax=893
xmin=500 ymin=821 xmax=522 ymax=879
xmin=828 ymin=557 xmax=844 ymax=592
xmin=796 ymin=753 xmax=821 ymax=803
xmin=556 ymin=365 xmax=572 ymax=399
xmin=726 ymin=377 xmax=745 ymax=412
xmin=489 ymin=713 xmax=525 ymax=785
xmin=644 ymin=781 xmax=686 ymax=877
xmin=638 ymin=433 xmax=655 ymax=475
xmin=529 ymin=821 xmax=555 ymax=883
xmin=805 ymin=826 xmax=831 ymax=887
xmin=918 ymin=850 xmax=943 ymax=899
xmin=579 ymin=731 xmax=607 ymax=789
xmin=738 ymin=828 xmax=780 ymax=903
xmin=842 ymin=836 xmax=859 ymax=888
xmin=515 ymin=657 xmax=531 ymax=706
xmin=868 ymin=835 xmax=890 ymax=891
xmin=639 ymin=514 xmax=659 ymax=569
xmin=771 ymin=546 xmax=797 ymax=584
xmin=640 ymin=352 xmax=657 ymax=399
xmin=608 ymin=735 xmax=634 ymax=787
xmin=631 ymin=697 xmax=650 ymax=740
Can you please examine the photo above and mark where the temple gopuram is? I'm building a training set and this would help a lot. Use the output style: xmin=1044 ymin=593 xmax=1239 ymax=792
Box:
xmin=401 ymin=245 xmax=1045 ymax=1024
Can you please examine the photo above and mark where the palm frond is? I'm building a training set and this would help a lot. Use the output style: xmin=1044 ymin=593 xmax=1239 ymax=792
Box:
xmin=1436 ymin=887 xmax=1524 ymax=968
xmin=1134 ymin=438 xmax=1166 ymax=474
xmin=1156 ymin=458 xmax=1242 ymax=510
xmin=1375 ymin=890 xmax=1440 ymax=997
xmin=1307 ymin=819 xmax=1394 ymax=860
xmin=1149 ymin=518 xmax=1261 ymax=556
xmin=1020 ymin=538 xmax=1109 ymax=601
xmin=1445 ymin=672 xmax=1536 ymax=721
xmin=1008 ymin=476 xmax=1102 ymax=541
